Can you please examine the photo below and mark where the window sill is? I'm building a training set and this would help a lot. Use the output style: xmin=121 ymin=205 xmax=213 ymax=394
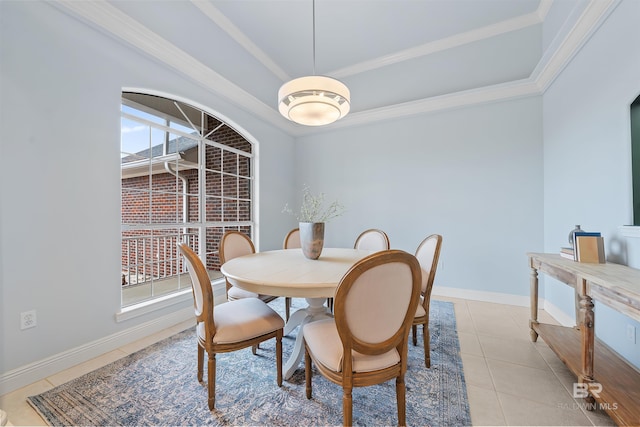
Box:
xmin=619 ymin=225 xmax=640 ymax=238
xmin=116 ymin=289 xmax=194 ymax=322
xmin=116 ymin=278 xmax=227 ymax=322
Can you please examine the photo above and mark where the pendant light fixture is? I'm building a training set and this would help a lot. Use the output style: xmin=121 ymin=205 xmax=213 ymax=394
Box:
xmin=278 ymin=0 xmax=350 ymax=126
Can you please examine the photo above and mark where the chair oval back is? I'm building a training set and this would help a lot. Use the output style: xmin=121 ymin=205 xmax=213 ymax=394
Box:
xmin=353 ymin=229 xmax=390 ymax=251
xmin=283 ymin=228 xmax=301 ymax=249
xmin=415 ymin=234 xmax=442 ymax=295
xmin=334 ymin=250 xmax=421 ymax=356
xmin=178 ymin=243 xmax=214 ymax=334
xmin=220 ymin=231 xmax=255 ymax=263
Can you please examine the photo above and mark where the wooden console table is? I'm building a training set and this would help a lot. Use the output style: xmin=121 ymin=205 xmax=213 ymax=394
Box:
xmin=528 ymin=253 xmax=640 ymax=426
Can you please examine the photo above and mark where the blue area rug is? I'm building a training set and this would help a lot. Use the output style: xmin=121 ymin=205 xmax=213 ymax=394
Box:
xmin=28 ymin=299 xmax=470 ymax=426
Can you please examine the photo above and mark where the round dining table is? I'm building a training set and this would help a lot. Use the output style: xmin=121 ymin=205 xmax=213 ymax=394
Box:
xmin=220 ymin=247 xmax=373 ymax=379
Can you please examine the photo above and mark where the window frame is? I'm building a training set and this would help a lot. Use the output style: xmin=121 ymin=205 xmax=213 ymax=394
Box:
xmin=118 ymin=92 xmax=257 ymax=318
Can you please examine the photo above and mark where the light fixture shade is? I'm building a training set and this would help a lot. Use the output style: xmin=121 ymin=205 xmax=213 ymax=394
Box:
xmin=278 ymin=75 xmax=350 ymax=126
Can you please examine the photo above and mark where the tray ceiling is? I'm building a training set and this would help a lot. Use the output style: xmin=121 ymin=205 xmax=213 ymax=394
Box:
xmin=53 ymin=0 xmax=615 ymax=135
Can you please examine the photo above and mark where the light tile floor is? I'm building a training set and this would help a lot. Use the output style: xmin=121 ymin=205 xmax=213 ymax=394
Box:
xmin=0 ymin=297 xmax=617 ymax=426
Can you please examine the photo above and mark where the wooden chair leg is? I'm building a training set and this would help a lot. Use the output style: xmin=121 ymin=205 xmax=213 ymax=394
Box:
xmin=252 ymin=344 xmax=258 ymax=355
xmin=305 ymin=349 xmax=312 ymax=399
xmin=208 ymin=352 xmax=216 ymax=410
xmin=423 ymin=323 xmax=431 ymax=368
xmin=285 ymin=297 xmax=291 ymax=322
xmin=396 ymin=375 xmax=406 ymax=427
xmin=343 ymin=386 xmax=353 ymax=427
xmin=197 ymin=344 xmax=204 ymax=382
xmin=276 ymin=330 xmax=283 ymax=386
xmin=412 ymin=324 xmax=417 ymax=346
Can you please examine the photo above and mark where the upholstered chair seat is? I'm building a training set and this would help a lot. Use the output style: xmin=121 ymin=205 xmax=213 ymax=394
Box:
xmin=227 ymin=286 xmax=259 ymax=301
xmin=415 ymin=296 xmax=427 ymax=318
xmin=196 ymin=298 xmax=284 ymax=345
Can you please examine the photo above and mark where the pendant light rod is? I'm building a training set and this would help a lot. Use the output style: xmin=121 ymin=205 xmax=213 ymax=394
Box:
xmin=277 ymin=0 xmax=351 ymax=126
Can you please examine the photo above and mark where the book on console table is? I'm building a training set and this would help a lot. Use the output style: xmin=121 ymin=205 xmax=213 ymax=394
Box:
xmin=559 ymin=247 xmax=575 ymax=260
xmin=574 ymin=232 xmax=605 ymax=263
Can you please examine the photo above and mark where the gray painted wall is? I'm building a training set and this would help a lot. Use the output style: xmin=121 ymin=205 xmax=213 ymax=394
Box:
xmin=0 ymin=2 xmax=295 ymax=376
xmin=542 ymin=0 xmax=640 ymax=368
xmin=2 ymin=0 xmax=639 ymax=392
xmin=294 ymin=97 xmax=544 ymax=296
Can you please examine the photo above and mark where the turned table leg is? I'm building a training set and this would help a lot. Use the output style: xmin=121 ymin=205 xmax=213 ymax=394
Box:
xmin=579 ymin=282 xmax=596 ymax=406
xmin=529 ymin=265 xmax=539 ymax=342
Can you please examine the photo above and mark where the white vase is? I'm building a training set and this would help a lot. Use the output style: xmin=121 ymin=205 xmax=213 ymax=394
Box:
xmin=299 ymin=222 xmax=325 ymax=260
xmin=568 ymin=225 xmax=582 ymax=248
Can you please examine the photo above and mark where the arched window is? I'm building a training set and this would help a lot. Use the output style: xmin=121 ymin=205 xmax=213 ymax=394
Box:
xmin=120 ymin=92 xmax=254 ymax=307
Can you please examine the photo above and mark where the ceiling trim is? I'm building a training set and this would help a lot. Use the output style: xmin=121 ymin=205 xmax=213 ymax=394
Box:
xmin=305 ymin=79 xmax=541 ymax=132
xmin=330 ymin=12 xmax=542 ymax=79
xmin=190 ymin=0 xmax=291 ymax=82
xmin=52 ymin=0 xmax=290 ymax=130
xmin=537 ymin=0 xmax=554 ymax=20
xmin=532 ymin=0 xmax=620 ymax=92
xmin=199 ymin=1 xmax=548 ymax=82
xmin=52 ymin=0 xmax=619 ymax=137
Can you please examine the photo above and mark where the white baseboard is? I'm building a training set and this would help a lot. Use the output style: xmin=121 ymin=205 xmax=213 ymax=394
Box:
xmin=0 ymin=307 xmax=193 ymax=395
xmin=432 ymin=285 xmax=531 ymax=307
xmin=543 ymin=299 xmax=576 ymax=327
xmin=432 ymin=285 xmax=575 ymax=327
xmin=2 ymin=284 xmax=570 ymax=396
xmin=433 ymin=286 xmax=635 ymax=354
xmin=1 ymin=283 xmax=229 ymax=396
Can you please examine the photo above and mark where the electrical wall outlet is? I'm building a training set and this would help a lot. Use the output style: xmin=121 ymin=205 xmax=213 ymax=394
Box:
xmin=20 ymin=310 xmax=37 ymax=330
xmin=627 ymin=324 xmax=636 ymax=344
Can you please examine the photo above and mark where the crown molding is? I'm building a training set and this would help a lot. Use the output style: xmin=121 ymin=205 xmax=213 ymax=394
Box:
xmin=537 ymin=0 xmax=554 ymax=21
xmin=193 ymin=0 xmax=543 ymax=82
xmin=52 ymin=0 xmax=291 ymax=132
xmin=52 ymin=0 xmax=620 ymax=136
xmin=191 ymin=0 xmax=291 ymax=82
xmin=533 ymin=0 xmax=620 ymax=92
xmin=298 ymin=79 xmax=541 ymax=135
xmin=330 ymin=12 xmax=542 ymax=79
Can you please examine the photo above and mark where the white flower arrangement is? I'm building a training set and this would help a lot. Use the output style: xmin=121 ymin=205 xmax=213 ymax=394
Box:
xmin=282 ymin=185 xmax=345 ymax=223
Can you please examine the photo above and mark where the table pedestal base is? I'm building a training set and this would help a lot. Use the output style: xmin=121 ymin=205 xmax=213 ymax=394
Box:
xmin=283 ymin=297 xmax=331 ymax=380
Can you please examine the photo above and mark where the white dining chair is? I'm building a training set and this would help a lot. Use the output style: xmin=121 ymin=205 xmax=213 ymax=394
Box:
xmin=354 ymin=228 xmax=390 ymax=251
xmin=219 ymin=230 xmax=278 ymax=304
xmin=303 ymin=250 xmax=421 ymax=426
xmin=325 ymin=228 xmax=393 ymax=312
xmin=412 ymin=234 xmax=443 ymax=368
xmin=178 ymin=243 xmax=283 ymax=410
xmin=282 ymin=228 xmax=302 ymax=320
